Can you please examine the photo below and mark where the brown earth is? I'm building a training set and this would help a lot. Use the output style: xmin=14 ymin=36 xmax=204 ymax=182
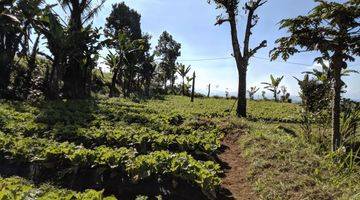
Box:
xmin=218 ymin=131 xmax=256 ymax=200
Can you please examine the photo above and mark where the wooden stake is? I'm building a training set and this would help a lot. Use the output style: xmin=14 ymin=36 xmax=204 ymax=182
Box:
xmin=207 ymin=84 xmax=211 ymax=98
xmin=191 ymin=72 xmax=196 ymax=102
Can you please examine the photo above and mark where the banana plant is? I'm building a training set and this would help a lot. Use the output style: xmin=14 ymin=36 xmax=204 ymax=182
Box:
xmin=104 ymin=51 xmax=122 ymax=97
xmin=34 ymin=7 xmax=68 ymax=99
xmin=104 ymin=32 xmax=146 ymax=97
xmin=261 ymin=75 xmax=284 ymax=102
xmin=247 ymin=86 xmax=260 ymax=100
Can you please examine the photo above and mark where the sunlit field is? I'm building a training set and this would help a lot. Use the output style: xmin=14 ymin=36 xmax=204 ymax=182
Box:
xmin=0 ymin=96 xmax=358 ymax=199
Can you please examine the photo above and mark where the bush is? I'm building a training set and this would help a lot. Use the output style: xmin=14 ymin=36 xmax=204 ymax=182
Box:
xmin=296 ymin=74 xmax=331 ymax=113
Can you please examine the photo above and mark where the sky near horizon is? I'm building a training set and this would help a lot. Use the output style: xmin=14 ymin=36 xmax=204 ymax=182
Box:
xmin=51 ymin=0 xmax=360 ymax=99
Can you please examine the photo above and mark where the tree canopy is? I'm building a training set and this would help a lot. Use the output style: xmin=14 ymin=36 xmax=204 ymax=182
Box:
xmin=105 ymin=2 xmax=142 ymax=41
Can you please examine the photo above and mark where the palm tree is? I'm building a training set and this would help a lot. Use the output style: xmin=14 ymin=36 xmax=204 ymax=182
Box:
xmin=177 ymin=63 xmax=191 ymax=95
xmin=261 ymin=75 xmax=284 ymax=102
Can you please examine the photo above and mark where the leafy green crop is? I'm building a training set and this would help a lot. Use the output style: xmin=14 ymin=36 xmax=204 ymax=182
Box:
xmin=0 ymin=133 xmax=221 ymax=192
xmin=0 ymin=176 xmax=116 ymax=200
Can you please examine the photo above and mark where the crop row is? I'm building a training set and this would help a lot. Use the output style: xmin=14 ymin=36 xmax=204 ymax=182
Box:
xmin=0 ymin=100 xmax=201 ymax=137
xmin=36 ymin=124 xmax=222 ymax=155
xmin=0 ymin=101 xmax=223 ymax=156
xmin=0 ymin=176 xmax=116 ymax=200
xmin=0 ymin=132 xmax=222 ymax=192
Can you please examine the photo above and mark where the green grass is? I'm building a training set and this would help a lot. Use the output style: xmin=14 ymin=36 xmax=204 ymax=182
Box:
xmin=238 ymin=120 xmax=359 ymax=199
xmin=145 ymin=96 xmax=302 ymax=122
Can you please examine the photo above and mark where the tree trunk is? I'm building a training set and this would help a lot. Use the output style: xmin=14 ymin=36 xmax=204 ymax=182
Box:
xmin=171 ymin=75 xmax=175 ymax=94
xmin=24 ymin=35 xmax=40 ymax=96
xmin=63 ymin=4 xmax=88 ymax=99
xmin=63 ymin=63 xmax=86 ymax=99
xmin=182 ymin=78 xmax=185 ymax=96
xmin=47 ymin=56 xmax=61 ymax=100
xmin=237 ymin=68 xmax=247 ymax=117
xmin=109 ymin=67 xmax=119 ymax=98
xmin=0 ymin=55 xmax=12 ymax=98
xmin=229 ymin=11 xmax=247 ymax=117
xmin=274 ymin=88 xmax=278 ymax=102
xmin=332 ymin=61 xmax=342 ymax=152
xmin=163 ymin=78 xmax=167 ymax=93
xmin=0 ymin=31 xmax=20 ymax=98
xmin=145 ymin=78 xmax=151 ymax=97
xmin=116 ymin=69 xmax=123 ymax=96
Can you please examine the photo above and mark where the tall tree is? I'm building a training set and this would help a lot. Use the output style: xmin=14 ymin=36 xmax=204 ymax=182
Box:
xmin=59 ymin=0 xmax=105 ymax=99
xmin=177 ymin=63 xmax=191 ymax=95
xmin=104 ymin=2 xmax=154 ymax=97
xmin=208 ymin=0 xmax=267 ymax=117
xmin=270 ymin=0 xmax=360 ymax=151
xmin=155 ymin=31 xmax=181 ymax=92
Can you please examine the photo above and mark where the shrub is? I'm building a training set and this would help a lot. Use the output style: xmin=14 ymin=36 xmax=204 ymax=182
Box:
xmin=295 ymin=74 xmax=331 ymax=113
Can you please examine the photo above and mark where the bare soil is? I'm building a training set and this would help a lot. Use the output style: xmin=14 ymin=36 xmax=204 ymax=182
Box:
xmin=218 ymin=132 xmax=256 ymax=200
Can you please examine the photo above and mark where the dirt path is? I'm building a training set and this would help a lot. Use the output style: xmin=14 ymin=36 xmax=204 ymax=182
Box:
xmin=218 ymin=133 xmax=256 ymax=200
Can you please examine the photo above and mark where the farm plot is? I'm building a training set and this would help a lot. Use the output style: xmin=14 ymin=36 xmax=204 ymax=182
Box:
xmin=0 ymin=98 xmax=224 ymax=199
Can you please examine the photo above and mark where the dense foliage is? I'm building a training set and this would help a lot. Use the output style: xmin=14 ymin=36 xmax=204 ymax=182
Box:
xmin=0 ymin=1 xmax=186 ymax=101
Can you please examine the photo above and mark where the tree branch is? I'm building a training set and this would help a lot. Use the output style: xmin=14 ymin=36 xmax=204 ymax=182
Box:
xmin=215 ymin=18 xmax=230 ymax=26
xmin=243 ymin=0 xmax=267 ymax=59
xmin=249 ymin=40 xmax=267 ymax=57
xmin=243 ymin=9 xmax=254 ymax=57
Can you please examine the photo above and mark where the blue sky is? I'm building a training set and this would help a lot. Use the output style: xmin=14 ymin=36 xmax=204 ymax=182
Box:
xmin=52 ymin=0 xmax=360 ymax=99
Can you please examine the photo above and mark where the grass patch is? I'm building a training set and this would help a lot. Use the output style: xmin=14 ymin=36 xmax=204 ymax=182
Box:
xmin=239 ymin=120 xmax=360 ymax=200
